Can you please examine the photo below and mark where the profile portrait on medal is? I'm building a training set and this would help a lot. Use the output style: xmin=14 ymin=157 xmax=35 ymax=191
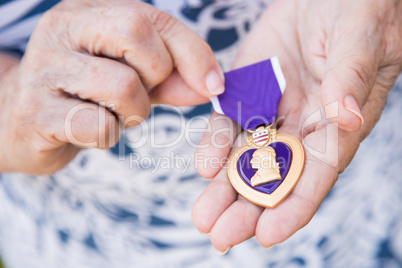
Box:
xmin=250 ymin=147 xmax=282 ymax=187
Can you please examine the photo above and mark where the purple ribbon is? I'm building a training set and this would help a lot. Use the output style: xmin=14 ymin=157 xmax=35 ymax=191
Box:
xmin=211 ymin=57 xmax=286 ymax=131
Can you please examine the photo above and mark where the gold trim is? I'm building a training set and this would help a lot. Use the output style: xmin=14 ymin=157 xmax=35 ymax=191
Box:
xmin=228 ymin=134 xmax=305 ymax=208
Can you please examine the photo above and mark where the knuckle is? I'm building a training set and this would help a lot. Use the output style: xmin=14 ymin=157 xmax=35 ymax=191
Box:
xmin=198 ymin=39 xmax=213 ymax=53
xmin=29 ymin=7 xmax=71 ymax=53
xmin=38 ymin=8 xmax=61 ymax=27
xmin=121 ymin=10 xmax=152 ymax=40
xmin=187 ymin=39 xmax=213 ymax=65
xmin=36 ymin=8 xmax=67 ymax=39
xmin=125 ymin=99 xmax=150 ymax=129
xmin=138 ymin=102 xmax=151 ymax=120
xmin=348 ymin=63 xmax=372 ymax=95
xmin=384 ymin=25 xmax=402 ymax=64
xmin=115 ymin=68 xmax=141 ymax=100
xmin=129 ymin=10 xmax=149 ymax=26
xmin=148 ymin=57 xmax=173 ymax=86
xmin=125 ymin=101 xmax=150 ymax=129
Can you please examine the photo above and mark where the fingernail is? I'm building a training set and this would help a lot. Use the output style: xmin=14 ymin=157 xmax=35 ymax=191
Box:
xmin=344 ymin=95 xmax=364 ymax=126
xmin=263 ymin=245 xmax=274 ymax=250
xmin=213 ymin=246 xmax=231 ymax=255
xmin=206 ymin=70 xmax=225 ymax=95
xmin=198 ymin=231 xmax=210 ymax=237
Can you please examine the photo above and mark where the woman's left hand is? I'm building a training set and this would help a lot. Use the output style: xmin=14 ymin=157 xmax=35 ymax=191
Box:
xmin=192 ymin=0 xmax=402 ymax=252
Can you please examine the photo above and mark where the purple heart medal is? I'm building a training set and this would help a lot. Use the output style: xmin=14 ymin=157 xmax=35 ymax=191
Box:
xmin=210 ymin=57 xmax=305 ymax=208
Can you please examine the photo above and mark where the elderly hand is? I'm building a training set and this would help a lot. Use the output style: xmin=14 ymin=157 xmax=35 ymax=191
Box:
xmin=192 ymin=0 xmax=402 ymax=252
xmin=0 ymin=0 xmax=223 ymax=174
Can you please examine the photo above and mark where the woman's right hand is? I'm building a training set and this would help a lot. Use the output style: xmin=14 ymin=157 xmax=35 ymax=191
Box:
xmin=0 ymin=0 xmax=224 ymax=175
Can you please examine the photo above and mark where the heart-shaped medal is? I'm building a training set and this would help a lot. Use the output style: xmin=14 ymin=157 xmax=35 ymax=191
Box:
xmin=228 ymin=125 xmax=304 ymax=208
xmin=210 ymin=57 xmax=305 ymax=208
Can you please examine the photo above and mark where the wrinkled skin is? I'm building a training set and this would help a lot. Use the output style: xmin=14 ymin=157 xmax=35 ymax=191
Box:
xmin=0 ymin=0 xmax=223 ymax=174
xmin=1 ymin=0 xmax=402 ymax=254
xmin=192 ymin=0 xmax=402 ymax=252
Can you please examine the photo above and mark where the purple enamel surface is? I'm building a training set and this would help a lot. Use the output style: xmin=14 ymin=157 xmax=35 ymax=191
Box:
xmin=237 ymin=142 xmax=292 ymax=194
xmin=219 ymin=59 xmax=282 ymax=130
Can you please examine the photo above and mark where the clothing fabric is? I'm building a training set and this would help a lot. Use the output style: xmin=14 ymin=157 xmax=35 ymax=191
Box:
xmin=0 ymin=0 xmax=60 ymax=52
xmin=0 ymin=1 xmax=402 ymax=267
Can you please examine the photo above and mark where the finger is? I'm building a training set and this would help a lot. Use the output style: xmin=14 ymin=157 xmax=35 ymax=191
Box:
xmin=191 ymin=154 xmax=239 ymax=235
xmin=51 ymin=3 xmax=173 ymax=88
xmin=53 ymin=53 xmax=151 ymax=128
xmin=321 ymin=16 xmax=383 ymax=132
xmin=47 ymin=97 xmax=120 ymax=149
xmin=192 ymin=130 xmax=246 ymax=234
xmin=255 ymin=124 xmax=338 ymax=247
xmin=337 ymin=80 xmax=390 ymax=172
xmin=255 ymin=160 xmax=336 ymax=248
xmin=143 ymin=4 xmax=225 ymax=97
xmin=253 ymin=81 xmax=389 ymax=248
xmin=149 ymin=70 xmax=209 ymax=106
xmin=57 ymin=1 xmax=224 ymax=96
xmin=210 ymin=197 xmax=264 ymax=253
xmin=196 ymin=122 xmax=330 ymax=252
xmin=195 ymin=112 xmax=241 ymax=179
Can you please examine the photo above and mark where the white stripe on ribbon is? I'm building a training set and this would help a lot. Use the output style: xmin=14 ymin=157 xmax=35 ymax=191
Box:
xmin=210 ymin=96 xmax=224 ymax=115
xmin=271 ymin=56 xmax=286 ymax=94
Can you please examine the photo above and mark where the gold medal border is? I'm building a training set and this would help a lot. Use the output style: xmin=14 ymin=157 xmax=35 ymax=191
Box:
xmin=228 ymin=134 xmax=305 ymax=208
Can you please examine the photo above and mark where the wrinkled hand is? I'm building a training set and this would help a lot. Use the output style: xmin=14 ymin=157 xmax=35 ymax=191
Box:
xmin=192 ymin=0 xmax=402 ymax=252
xmin=0 ymin=0 xmax=223 ymax=174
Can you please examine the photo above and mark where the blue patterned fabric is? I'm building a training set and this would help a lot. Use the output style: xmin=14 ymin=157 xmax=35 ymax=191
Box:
xmin=0 ymin=0 xmax=60 ymax=53
xmin=1 ymin=1 xmax=402 ymax=267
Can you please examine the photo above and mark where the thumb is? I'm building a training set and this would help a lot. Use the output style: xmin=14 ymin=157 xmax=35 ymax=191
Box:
xmin=142 ymin=4 xmax=225 ymax=98
xmin=321 ymin=30 xmax=380 ymax=132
